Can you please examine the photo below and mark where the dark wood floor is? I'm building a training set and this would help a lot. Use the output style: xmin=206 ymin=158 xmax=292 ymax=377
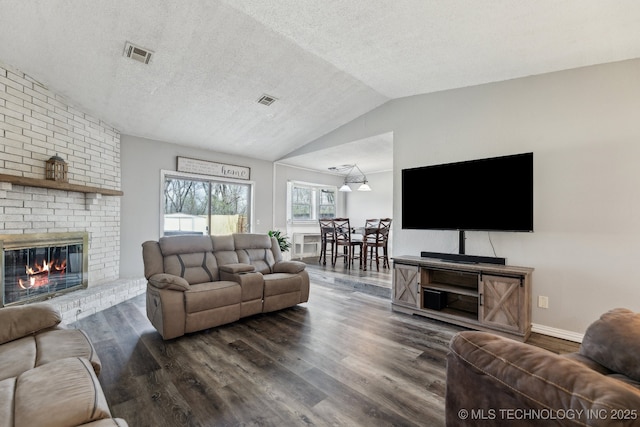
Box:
xmin=71 ymin=262 xmax=578 ymax=426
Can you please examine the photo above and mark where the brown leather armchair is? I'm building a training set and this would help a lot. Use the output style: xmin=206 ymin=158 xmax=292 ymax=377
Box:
xmin=446 ymin=308 xmax=640 ymax=426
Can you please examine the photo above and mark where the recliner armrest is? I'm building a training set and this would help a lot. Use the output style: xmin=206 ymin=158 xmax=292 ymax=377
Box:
xmin=148 ymin=273 xmax=190 ymax=291
xmin=272 ymin=261 xmax=306 ymax=274
xmin=219 ymin=263 xmax=256 ymax=274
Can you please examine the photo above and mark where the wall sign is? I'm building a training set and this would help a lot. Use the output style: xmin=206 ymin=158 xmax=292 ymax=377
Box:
xmin=177 ymin=157 xmax=251 ymax=180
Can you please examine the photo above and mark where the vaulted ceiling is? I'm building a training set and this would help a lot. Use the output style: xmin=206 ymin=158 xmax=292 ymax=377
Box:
xmin=2 ymin=1 xmax=640 ymax=173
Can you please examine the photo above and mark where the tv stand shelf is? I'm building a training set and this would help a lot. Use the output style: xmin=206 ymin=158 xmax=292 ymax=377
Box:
xmin=424 ymin=282 xmax=478 ymax=297
xmin=392 ymin=255 xmax=533 ymax=341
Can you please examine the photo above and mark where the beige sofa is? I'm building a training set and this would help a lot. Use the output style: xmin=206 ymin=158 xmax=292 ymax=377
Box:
xmin=446 ymin=308 xmax=640 ymax=426
xmin=0 ymin=303 xmax=127 ymax=427
xmin=142 ymin=233 xmax=310 ymax=340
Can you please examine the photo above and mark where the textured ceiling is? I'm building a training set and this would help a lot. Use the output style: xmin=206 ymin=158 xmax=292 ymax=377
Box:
xmin=1 ymin=1 xmax=640 ymax=174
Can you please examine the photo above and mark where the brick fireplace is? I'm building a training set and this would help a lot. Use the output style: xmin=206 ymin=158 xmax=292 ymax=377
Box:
xmin=1 ymin=232 xmax=88 ymax=306
xmin=0 ymin=61 xmax=145 ymax=321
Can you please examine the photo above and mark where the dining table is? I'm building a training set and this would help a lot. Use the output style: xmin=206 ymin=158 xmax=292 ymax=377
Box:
xmin=351 ymin=226 xmax=379 ymax=271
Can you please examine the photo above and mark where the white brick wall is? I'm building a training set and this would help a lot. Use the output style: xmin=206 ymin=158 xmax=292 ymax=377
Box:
xmin=0 ymin=61 xmax=121 ymax=286
xmin=52 ymin=278 xmax=147 ymax=323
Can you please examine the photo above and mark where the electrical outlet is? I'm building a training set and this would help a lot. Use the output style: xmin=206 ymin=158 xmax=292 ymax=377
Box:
xmin=538 ymin=295 xmax=549 ymax=309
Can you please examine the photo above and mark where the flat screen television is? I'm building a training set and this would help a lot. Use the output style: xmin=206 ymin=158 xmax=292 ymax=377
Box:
xmin=402 ymin=152 xmax=533 ymax=232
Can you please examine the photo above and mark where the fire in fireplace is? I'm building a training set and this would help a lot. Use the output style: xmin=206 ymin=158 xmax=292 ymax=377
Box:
xmin=1 ymin=232 xmax=88 ymax=306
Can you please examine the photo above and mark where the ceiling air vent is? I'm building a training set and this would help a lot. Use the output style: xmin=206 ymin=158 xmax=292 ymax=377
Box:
xmin=257 ymin=94 xmax=277 ymax=106
xmin=123 ymin=42 xmax=153 ymax=64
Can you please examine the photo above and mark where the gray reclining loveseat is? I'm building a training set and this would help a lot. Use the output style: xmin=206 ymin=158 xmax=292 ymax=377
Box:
xmin=142 ymin=233 xmax=309 ymax=339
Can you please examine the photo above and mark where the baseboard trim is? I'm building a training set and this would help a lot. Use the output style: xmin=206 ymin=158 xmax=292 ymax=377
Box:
xmin=531 ymin=323 xmax=584 ymax=343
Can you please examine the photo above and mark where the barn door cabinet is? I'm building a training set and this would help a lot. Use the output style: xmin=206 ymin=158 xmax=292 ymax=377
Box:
xmin=391 ymin=255 xmax=533 ymax=341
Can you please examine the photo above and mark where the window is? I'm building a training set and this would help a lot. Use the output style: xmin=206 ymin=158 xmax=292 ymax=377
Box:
xmin=291 ymin=186 xmax=312 ymax=220
xmin=288 ymin=181 xmax=336 ymax=223
xmin=162 ymin=171 xmax=253 ymax=236
xmin=319 ymin=189 xmax=336 ymax=219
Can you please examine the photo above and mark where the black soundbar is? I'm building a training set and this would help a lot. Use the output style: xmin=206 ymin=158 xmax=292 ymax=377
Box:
xmin=420 ymin=251 xmax=506 ymax=265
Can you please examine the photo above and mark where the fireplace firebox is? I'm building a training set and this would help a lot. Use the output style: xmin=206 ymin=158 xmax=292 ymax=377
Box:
xmin=1 ymin=232 xmax=88 ymax=307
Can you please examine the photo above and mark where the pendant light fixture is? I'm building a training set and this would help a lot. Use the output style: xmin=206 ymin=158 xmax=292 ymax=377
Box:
xmin=330 ymin=164 xmax=372 ymax=192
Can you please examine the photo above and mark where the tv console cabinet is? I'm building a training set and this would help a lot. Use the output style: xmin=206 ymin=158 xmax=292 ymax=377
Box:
xmin=392 ymin=255 xmax=533 ymax=341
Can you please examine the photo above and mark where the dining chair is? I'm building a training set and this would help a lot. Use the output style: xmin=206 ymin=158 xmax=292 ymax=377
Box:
xmin=318 ymin=218 xmax=335 ymax=265
xmin=365 ymin=218 xmax=392 ymax=271
xmin=362 ymin=219 xmax=378 ymax=271
xmin=332 ymin=218 xmax=362 ymax=269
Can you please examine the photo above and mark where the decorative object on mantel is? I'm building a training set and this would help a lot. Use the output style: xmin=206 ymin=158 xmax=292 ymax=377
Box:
xmin=177 ymin=156 xmax=250 ymax=180
xmin=45 ymin=154 xmax=68 ymax=183
xmin=329 ymin=164 xmax=372 ymax=192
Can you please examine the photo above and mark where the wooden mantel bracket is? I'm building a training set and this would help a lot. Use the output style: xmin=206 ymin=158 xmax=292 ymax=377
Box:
xmin=0 ymin=173 xmax=124 ymax=196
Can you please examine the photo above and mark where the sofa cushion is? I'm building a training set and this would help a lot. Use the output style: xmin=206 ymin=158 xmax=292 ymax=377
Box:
xmin=236 ymin=248 xmax=276 ymax=274
xmin=579 ymin=307 xmax=640 ymax=382
xmin=0 ymin=337 xmax=37 ymax=382
xmin=164 ymin=252 xmax=219 ymax=284
xmin=263 ymin=273 xmax=301 ymax=296
xmin=215 ymin=250 xmax=240 ymax=266
xmin=159 ymin=235 xmax=213 ymax=255
xmin=0 ymin=303 xmax=61 ymax=345
xmin=233 ymin=233 xmax=272 ymax=250
xmin=148 ymin=273 xmax=191 ymax=291
xmin=15 ymin=357 xmax=113 ymax=427
xmin=607 ymin=373 xmax=640 ymax=390
xmin=184 ymin=281 xmax=242 ymax=313
xmin=212 ymin=234 xmax=235 ymax=251
xmin=0 ymin=329 xmax=101 ymax=381
xmin=35 ymin=329 xmax=101 ymax=375
xmin=0 ymin=376 xmax=16 ymax=426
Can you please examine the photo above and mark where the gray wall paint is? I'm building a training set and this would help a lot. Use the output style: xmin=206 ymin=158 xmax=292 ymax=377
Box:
xmin=120 ymin=135 xmax=274 ymax=277
xmin=344 ymin=170 xmax=393 ymax=228
xmin=295 ymin=58 xmax=640 ymax=335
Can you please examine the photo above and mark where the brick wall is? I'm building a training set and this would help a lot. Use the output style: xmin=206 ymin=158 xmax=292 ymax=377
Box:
xmin=0 ymin=61 xmax=121 ymax=285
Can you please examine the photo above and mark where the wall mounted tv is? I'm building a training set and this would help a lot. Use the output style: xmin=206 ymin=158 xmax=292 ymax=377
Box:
xmin=402 ymin=152 xmax=533 ymax=232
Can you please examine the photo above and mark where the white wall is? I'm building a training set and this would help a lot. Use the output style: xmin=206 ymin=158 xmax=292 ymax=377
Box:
xmin=119 ymin=135 xmax=274 ymax=277
xmin=343 ymin=170 xmax=394 ymax=256
xmin=294 ymin=58 xmax=640 ymax=335
xmin=344 ymin=170 xmax=393 ymax=227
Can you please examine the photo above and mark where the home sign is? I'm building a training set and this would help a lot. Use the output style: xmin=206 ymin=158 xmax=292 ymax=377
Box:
xmin=177 ymin=157 xmax=251 ymax=180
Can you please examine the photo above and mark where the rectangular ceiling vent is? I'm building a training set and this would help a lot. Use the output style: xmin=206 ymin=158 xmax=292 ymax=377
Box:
xmin=123 ymin=42 xmax=153 ymax=64
xmin=257 ymin=94 xmax=277 ymax=106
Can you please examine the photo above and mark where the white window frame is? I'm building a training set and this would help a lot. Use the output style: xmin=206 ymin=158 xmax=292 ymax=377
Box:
xmin=160 ymin=169 xmax=255 ymax=236
xmin=286 ymin=180 xmax=338 ymax=225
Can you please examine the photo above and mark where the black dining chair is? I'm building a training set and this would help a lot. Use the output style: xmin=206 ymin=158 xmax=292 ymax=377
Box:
xmin=332 ymin=218 xmax=362 ymax=269
xmin=362 ymin=219 xmax=378 ymax=271
xmin=365 ymin=218 xmax=392 ymax=271
xmin=318 ymin=218 xmax=335 ymax=265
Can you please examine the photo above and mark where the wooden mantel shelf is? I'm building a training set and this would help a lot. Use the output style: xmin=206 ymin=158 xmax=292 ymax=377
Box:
xmin=0 ymin=173 xmax=124 ymax=196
